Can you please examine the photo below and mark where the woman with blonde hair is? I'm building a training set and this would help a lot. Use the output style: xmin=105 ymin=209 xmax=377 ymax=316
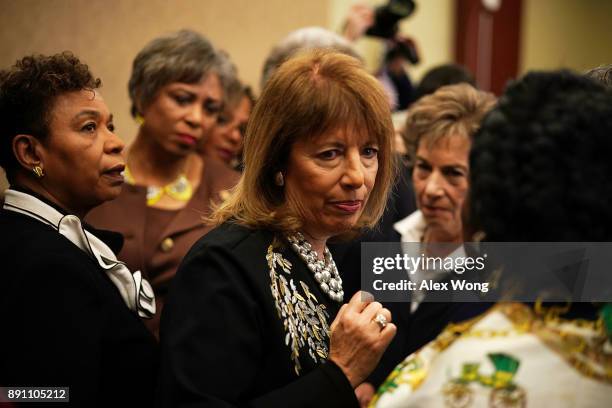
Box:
xmin=159 ymin=49 xmax=397 ymax=407
xmin=397 ymin=83 xmax=496 ymax=247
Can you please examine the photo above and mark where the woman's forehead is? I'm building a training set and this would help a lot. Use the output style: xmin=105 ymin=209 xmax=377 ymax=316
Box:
xmin=51 ymin=89 xmax=108 ymax=119
xmin=420 ymin=132 xmax=470 ymax=151
xmin=308 ymin=124 xmax=376 ymax=144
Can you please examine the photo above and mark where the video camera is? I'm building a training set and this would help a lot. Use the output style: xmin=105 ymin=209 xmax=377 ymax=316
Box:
xmin=365 ymin=0 xmax=416 ymax=39
xmin=365 ymin=0 xmax=419 ymax=65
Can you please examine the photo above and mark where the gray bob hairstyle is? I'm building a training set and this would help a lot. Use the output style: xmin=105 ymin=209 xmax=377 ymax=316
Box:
xmin=260 ymin=26 xmax=362 ymax=90
xmin=128 ymin=29 xmax=236 ymax=117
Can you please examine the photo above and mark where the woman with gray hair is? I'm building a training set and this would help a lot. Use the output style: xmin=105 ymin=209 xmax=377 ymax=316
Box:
xmin=260 ymin=26 xmax=362 ymax=89
xmin=86 ymin=29 xmax=240 ymax=338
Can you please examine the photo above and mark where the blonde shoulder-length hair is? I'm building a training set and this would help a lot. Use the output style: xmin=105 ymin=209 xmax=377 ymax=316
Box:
xmin=211 ymin=49 xmax=395 ymax=236
xmin=403 ymin=83 xmax=497 ymax=158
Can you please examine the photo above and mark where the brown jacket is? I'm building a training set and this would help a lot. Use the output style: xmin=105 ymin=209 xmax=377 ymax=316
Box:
xmin=86 ymin=159 xmax=239 ymax=338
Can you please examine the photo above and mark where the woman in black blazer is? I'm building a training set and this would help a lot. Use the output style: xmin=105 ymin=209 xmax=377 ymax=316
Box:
xmin=0 ymin=53 xmax=158 ymax=406
xmin=159 ymin=50 xmax=397 ymax=407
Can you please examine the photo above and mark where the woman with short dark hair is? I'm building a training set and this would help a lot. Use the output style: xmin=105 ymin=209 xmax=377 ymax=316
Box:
xmin=0 ymin=52 xmax=157 ymax=405
xmin=86 ymin=30 xmax=240 ymax=338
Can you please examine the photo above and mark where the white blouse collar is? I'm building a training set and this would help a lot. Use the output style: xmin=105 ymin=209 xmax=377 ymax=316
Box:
xmin=3 ymin=189 xmax=155 ymax=319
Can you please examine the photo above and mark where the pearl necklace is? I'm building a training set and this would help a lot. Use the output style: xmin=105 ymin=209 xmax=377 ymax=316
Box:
xmin=286 ymin=232 xmax=344 ymax=303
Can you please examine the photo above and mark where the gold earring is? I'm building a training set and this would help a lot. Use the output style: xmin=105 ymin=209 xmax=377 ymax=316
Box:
xmin=135 ymin=113 xmax=144 ymax=126
xmin=274 ymin=171 xmax=284 ymax=187
xmin=32 ymin=165 xmax=44 ymax=178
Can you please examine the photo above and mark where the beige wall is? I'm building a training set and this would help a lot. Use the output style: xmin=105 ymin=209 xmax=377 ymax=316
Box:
xmin=397 ymin=0 xmax=455 ymax=81
xmin=0 ymin=0 xmax=329 ymax=191
xmin=0 ymin=0 xmax=329 ymax=145
xmin=521 ymin=0 xmax=612 ymax=74
xmin=330 ymin=0 xmax=612 ymax=80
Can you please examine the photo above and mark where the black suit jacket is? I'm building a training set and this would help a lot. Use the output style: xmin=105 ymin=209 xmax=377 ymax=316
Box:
xmin=0 ymin=209 xmax=158 ymax=407
xmin=159 ymin=222 xmax=358 ymax=408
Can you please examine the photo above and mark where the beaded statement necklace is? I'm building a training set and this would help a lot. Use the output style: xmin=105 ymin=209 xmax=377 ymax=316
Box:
xmin=286 ymin=232 xmax=344 ymax=302
xmin=123 ymin=165 xmax=193 ymax=206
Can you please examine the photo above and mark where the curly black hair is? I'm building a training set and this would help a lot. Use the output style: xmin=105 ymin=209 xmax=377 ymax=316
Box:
xmin=469 ymin=70 xmax=612 ymax=241
xmin=0 ymin=52 xmax=100 ymax=182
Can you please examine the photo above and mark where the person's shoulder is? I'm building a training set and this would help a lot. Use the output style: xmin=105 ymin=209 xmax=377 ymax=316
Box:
xmin=0 ymin=210 xmax=94 ymax=255
xmin=1 ymin=210 xmax=64 ymax=251
xmin=179 ymin=222 xmax=277 ymax=277
xmin=174 ymin=222 xmax=274 ymax=291
xmin=0 ymin=211 xmax=101 ymax=287
xmin=191 ymin=221 xmax=271 ymax=254
xmin=0 ymin=210 xmax=99 ymax=267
